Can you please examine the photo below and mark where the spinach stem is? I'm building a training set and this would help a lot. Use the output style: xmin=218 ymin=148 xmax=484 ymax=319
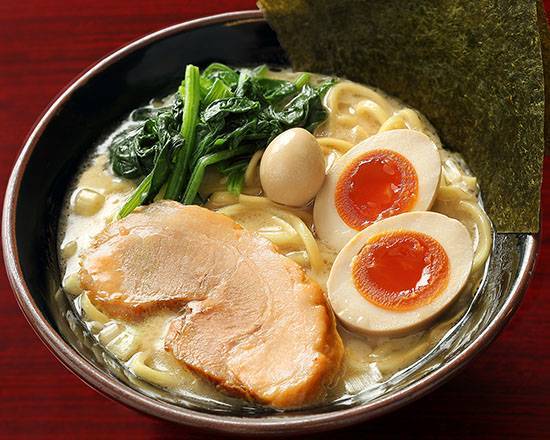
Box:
xmin=182 ymin=146 xmax=250 ymax=205
xmin=165 ymin=65 xmax=201 ymax=200
xmin=294 ymin=73 xmax=310 ymax=88
xmin=118 ymin=173 xmax=153 ymax=219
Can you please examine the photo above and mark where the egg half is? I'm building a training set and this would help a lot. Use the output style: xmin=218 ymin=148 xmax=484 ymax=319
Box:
xmin=314 ymin=129 xmax=441 ymax=250
xmin=327 ymin=211 xmax=473 ymax=336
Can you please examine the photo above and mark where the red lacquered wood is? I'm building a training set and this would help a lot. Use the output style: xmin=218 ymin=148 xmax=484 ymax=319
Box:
xmin=0 ymin=1 xmax=549 ymax=438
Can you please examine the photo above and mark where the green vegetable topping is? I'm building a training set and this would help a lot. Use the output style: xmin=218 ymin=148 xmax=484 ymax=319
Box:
xmin=165 ymin=65 xmax=201 ymax=200
xmin=110 ymin=63 xmax=334 ymax=218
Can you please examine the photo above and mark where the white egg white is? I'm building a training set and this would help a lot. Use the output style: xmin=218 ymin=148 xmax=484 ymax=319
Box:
xmin=314 ymin=129 xmax=441 ymax=251
xmin=327 ymin=211 xmax=473 ymax=337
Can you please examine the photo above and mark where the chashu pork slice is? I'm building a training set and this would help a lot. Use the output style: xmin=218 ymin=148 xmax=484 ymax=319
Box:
xmin=80 ymin=201 xmax=343 ymax=408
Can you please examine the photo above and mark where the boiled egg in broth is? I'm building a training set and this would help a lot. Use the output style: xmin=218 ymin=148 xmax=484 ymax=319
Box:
xmin=314 ymin=129 xmax=441 ymax=250
xmin=327 ymin=211 xmax=473 ymax=336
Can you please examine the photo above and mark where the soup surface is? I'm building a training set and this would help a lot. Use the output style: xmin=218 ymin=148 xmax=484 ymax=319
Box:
xmin=58 ymin=67 xmax=492 ymax=409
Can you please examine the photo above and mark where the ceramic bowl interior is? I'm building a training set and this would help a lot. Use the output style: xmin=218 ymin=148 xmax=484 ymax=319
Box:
xmin=3 ymin=11 xmax=538 ymax=435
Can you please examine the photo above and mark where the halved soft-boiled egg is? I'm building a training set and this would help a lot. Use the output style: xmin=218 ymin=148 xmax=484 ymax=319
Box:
xmin=314 ymin=129 xmax=441 ymax=250
xmin=327 ymin=211 xmax=473 ymax=336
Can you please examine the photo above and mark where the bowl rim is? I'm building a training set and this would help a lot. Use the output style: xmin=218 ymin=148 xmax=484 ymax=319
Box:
xmin=1 ymin=9 xmax=540 ymax=435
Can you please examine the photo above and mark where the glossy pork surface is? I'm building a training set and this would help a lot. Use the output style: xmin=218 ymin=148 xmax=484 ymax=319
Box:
xmin=80 ymin=201 xmax=343 ymax=407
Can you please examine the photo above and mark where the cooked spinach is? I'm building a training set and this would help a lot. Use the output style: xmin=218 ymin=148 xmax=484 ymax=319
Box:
xmin=109 ymin=98 xmax=183 ymax=179
xmin=109 ymin=63 xmax=334 ymax=217
xmin=165 ymin=65 xmax=201 ymax=201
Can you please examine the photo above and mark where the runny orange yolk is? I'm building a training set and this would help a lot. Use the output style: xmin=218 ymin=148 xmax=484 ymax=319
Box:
xmin=352 ymin=231 xmax=450 ymax=311
xmin=335 ymin=149 xmax=418 ymax=230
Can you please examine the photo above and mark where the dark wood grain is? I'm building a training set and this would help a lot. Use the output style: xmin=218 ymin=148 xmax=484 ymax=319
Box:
xmin=0 ymin=1 xmax=549 ymax=438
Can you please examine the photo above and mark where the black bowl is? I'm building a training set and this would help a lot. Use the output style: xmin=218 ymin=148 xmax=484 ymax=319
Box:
xmin=2 ymin=10 xmax=539 ymax=435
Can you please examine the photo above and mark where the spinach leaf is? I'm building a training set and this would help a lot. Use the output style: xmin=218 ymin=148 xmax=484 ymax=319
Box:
xmin=266 ymin=84 xmax=320 ymax=127
xmin=202 ymin=63 xmax=239 ymax=88
xmin=203 ymin=78 xmax=233 ymax=106
xmin=202 ymin=97 xmax=260 ymax=125
xmin=109 ymin=98 xmax=182 ymax=179
xmin=255 ymin=77 xmax=297 ymax=104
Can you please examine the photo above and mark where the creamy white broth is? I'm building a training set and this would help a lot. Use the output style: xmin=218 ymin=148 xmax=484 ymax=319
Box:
xmin=58 ymin=70 xmax=491 ymax=407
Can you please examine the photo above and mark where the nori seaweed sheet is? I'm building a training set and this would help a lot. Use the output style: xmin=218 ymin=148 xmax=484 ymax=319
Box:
xmin=259 ymin=0 xmax=547 ymax=232
xmin=538 ymin=0 xmax=550 ymax=154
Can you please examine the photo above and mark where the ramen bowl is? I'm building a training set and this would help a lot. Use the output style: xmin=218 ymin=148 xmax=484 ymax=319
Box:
xmin=2 ymin=10 xmax=539 ymax=435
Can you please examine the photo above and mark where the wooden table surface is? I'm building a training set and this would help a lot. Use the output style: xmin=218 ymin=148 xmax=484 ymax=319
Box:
xmin=1 ymin=1 xmax=549 ymax=438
